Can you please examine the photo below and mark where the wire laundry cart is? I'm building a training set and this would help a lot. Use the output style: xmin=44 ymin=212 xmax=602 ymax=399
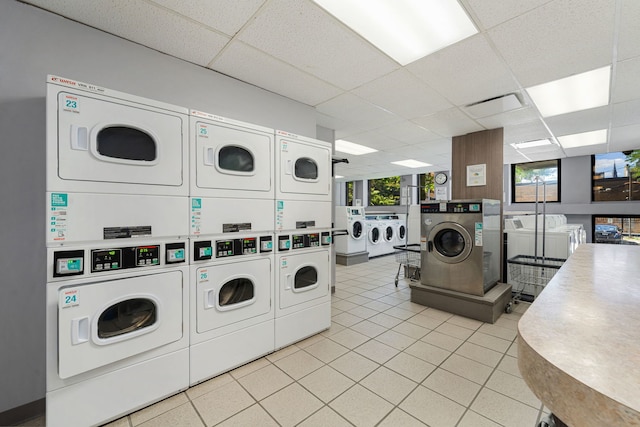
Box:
xmin=393 ymin=244 xmax=421 ymax=286
xmin=506 ymin=177 xmax=565 ymax=312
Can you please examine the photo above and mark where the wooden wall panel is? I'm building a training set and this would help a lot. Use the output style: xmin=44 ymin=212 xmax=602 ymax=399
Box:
xmin=451 ymin=128 xmax=504 ymax=200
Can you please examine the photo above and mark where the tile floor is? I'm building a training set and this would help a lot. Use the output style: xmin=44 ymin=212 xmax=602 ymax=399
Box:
xmin=20 ymin=255 xmax=545 ymax=427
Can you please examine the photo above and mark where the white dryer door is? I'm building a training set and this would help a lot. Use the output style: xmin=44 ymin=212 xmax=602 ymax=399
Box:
xmin=56 ymin=92 xmax=185 ymax=186
xmin=195 ymin=258 xmax=272 ymax=334
xmin=278 ymin=138 xmax=331 ymax=198
xmin=194 ymin=121 xmax=273 ymax=194
xmin=278 ymin=250 xmax=329 ymax=309
xmin=57 ymin=270 xmax=184 ymax=379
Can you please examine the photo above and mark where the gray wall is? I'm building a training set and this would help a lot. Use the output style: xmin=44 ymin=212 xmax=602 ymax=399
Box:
xmin=503 ymin=156 xmax=640 ymax=242
xmin=0 ymin=0 xmax=316 ymax=414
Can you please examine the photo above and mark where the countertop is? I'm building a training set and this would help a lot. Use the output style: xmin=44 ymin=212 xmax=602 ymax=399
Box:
xmin=517 ymin=243 xmax=640 ymax=427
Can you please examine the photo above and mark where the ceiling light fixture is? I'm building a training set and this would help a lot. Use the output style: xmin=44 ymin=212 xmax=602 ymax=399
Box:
xmin=335 ymin=139 xmax=378 ymax=155
xmin=557 ymin=129 xmax=608 ymax=149
xmin=525 ymin=66 xmax=611 ymax=117
xmin=510 ymin=139 xmax=553 ymax=150
xmin=312 ymin=0 xmax=478 ymax=66
xmin=391 ymin=159 xmax=432 ymax=168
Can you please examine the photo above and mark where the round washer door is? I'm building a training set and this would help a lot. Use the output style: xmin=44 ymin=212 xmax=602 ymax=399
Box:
xmin=368 ymin=226 xmax=380 ymax=244
xmin=427 ymin=222 xmax=473 ymax=264
xmin=398 ymin=224 xmax=406 ymax=240
xmin=351 ymin=220 xmax=364 ymax=240
xmin=384 ymin=225 xmax=394 ymax=242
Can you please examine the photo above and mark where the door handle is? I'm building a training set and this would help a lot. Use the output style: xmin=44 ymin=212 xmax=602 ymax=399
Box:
xmin=428 ymin=241 xmax=433 ymax=252
xmin=204 ymin=147 xmax=214 ymax=166
xmin=71 ymin=317 xmax=89 ymax=345
xmin=285 ymin=274 xmax=292 ymax=290
xmin=70 ymin=125 xmax=88 ymax=151
xmin=285 ymin=159 xmax=293 ymax=175
xmin=204 ymin=289 xmax=215 ymax=309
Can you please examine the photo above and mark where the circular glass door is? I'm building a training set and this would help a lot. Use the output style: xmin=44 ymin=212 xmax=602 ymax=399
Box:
xmin=384 ymin=225 xmax=394 ymax=242
xmin=352 ymin=220 xmax=363 ymax=239
xmin=428 ymin=222 xmax=473 ymax=264
xmin=398 ymin=225 xmax=406 ymax=240
xmin=369 ymin=227 xmax=380 ymax=244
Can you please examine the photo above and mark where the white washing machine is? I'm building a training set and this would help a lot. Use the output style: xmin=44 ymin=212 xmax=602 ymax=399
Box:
xmin=189 ymin=233 xmax=275 ymax=385
xmin=275 ymin=230 xmax=331 ymax=349
xmin=394 ymin=214 xmax=407 ymax=247
xmin=365 ymin=216 xmax=384 ymax=258
xmin=275 ymin=130 xmax=332 ymax=232
xmin=379 ymin=216 xmax=396 ymax=256
xmin=46 ymin=238 xmax=189 ymax=427
xmin=190 ymin=111 xmax=275 ymax=236
xmin=46 ymin=75 xmax=189 ymax=246
xmin=333 ymin=206 xmax=366 ymax=254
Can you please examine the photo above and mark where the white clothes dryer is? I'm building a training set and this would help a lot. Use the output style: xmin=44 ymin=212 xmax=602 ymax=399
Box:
xmin=333 ymin=206 xmax=366 ymax=254
xmin=275 ymin=230 xmax=331 ymax=349
xmin=275 ymin=130 xmax=332 ymax=232
xmin=190 ymin=111 xmax=275 ymax=236
xmin=46 ymin=238 xmax=189 ymax=427
xmin=46 ymin=75 xmax=189 ymax=246
xmin=189 ymin=233 xmax=275 ymax=385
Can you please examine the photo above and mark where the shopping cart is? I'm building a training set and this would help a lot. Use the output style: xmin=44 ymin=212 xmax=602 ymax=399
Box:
xmin=393 ymin=244 xmax=421 ymax=286
xmin=506 ymin=255 xmax=565 ymax=310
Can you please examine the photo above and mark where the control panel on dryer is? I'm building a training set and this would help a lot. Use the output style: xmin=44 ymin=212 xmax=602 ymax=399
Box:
xmin=194 ymin=236 xmax=273 ymax=260
xmin=279 ymin=232 xmax=331 ymax=251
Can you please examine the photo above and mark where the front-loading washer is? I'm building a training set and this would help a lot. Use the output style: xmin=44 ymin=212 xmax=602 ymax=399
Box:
xmin=379 ymin=215 xmax=396 ymax=256
xmin=394 ymin=214 xmax=407 ymax=247
xmin=46 ymin=238 xmax=189 ymax=427
xmin=275 ymin=130 xmax=332 ymax=232
xmin=190 ymin=111 xmax=275 ymax=236
xmin=365 ymin=216 xmax=384 ymax=258
xmin=333 ymin=206 xmax=366 ymax=255
xmin=189 ymin=232 xmax=275 ymax=385
xmin=275 ymin=230 xmax=331 ymax=349
xmin=46 ymin=75 xmax=189 ymax=246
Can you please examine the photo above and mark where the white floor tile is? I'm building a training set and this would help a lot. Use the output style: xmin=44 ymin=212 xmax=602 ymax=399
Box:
xmin=298 ymin=365 xmax=355 ymax=403
xmin=330 ymin=384 xmax=394 ymax=427
xmin=360 ymin=366 xmax=418 ymax=405
xmin=400 ymin=385 xmax=466 ymax=427
xmin=261 ymin=383 xmax=324 ymax=426
xmin=470 ymin=387 xmax=540 ymax=427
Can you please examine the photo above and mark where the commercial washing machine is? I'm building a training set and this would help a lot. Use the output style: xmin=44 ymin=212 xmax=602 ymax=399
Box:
xmin=365 ymin=215 xmax=384 ymax=257
xmin=333 ymin=206 xmax=366 ymax=255
xmin=420 ymin=199 xmax=501 ymax=296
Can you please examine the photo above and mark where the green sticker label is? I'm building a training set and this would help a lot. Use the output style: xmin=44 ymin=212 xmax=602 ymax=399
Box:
xmin=192 ymin=198 xmax=202 ymax=209
xmin=51 ymin=193 xmax=68 ymax=207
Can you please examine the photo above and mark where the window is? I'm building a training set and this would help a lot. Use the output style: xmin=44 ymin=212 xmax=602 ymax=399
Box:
xmin=346 ymin=181 xmax=354 ymax=206
xmin=592 ymin=150 xmax=640 ymax=201
xmin=511 ymin=160 xmax=560 ymax=203
xmin=419 ymin=173 xmax=435 ymax=201
xmin=368 ymin=176 xmax=400 ymax=206
xmin=593 ymin=215 xmax=640 ymax=245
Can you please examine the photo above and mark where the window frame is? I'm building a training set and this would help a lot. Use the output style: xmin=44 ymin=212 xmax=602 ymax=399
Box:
xmin=511 ymin=159 xmax=561 ymax=204
xmin=591 ymin=150 xmax=640 ymax=202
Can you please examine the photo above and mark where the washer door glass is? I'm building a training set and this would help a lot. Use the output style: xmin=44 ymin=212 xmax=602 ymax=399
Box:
xmin=218 ymin=145 xmax=254 ymax=173
xmin=352 ymin=221 xmax=363 ymax=238
xmin=97 ymin=298 xmax=156 ymax=339
xmin=295 ymin=266 xmax=318 ymax=291
xmin=428 ymin=222 xmax=473 ymax=264
xmin=399 ymin=225 xmax=406 ymax=239
xmin=295 ymin=157 xmax=318 ymax=180
xmin=385 ymin=226 xmax=394 ymax=242
xmin=97 ymin=126 xmax=157 ymax=161
xmin=370 ymin=227 xmax=380 ymax=243
xmin=219 ymin=277 xmax=255 ymax=307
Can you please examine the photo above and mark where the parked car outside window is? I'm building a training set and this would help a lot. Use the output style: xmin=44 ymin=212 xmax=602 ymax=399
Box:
xmin=595 ymin=224 xmax=623 ymax=243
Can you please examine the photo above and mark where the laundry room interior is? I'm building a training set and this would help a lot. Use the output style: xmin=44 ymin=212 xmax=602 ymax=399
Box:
xmin=1 ymin=1 xmax=639 ymax=427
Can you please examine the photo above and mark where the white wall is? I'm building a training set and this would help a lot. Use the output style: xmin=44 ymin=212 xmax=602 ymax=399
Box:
xmin=0 ymin=0 xmax=316 ymax=414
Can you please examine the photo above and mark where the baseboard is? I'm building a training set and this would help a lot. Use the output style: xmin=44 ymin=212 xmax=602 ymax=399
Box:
xmin=0 ymin=398 xmax=45 ymax=426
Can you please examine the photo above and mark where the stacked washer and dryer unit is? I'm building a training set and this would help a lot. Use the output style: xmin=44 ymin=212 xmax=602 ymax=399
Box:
xmin=45 ymin=76 xmax=190 ymax=427
xmin=45 ymin=77 xmax=332 ymax=427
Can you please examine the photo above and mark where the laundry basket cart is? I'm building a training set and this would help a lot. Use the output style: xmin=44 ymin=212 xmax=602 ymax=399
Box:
xmin=393 ymin=244 xmax=421 ymax=286
xmin=508 ymin=255 xmax=565 ymax=300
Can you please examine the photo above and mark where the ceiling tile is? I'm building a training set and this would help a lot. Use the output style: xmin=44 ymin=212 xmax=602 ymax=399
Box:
xmin=563 ymin=143 xmax=608 ymax=158
xmin=610 ymin=124 xmax=640 ymax=152
xmin=316 ymin=93 xmax=399 ymax=130
xmin=372 ymin=121 xmax=443 ymax=145
xmin=503 ymin=119 xmax=552 ymax=146
xmin=476 ymin=106 xmax=538 ymax=129
xmin=407 ymin=34 xmax=519 ymax=106
xmin=612 ymin=56 xmax=640 ymax=104
xmin=351 ymin=69 xmax=452 ymax=119
xmin=545 ymin=106 xmax=610 ymax=137
xmin=336 ymin=130 xmax=407 ymax=151
xmin=617 ymin=0 xmax=640 ymax=61
xmin=411 ymin=108 xmax=484 ymax=137
xmin=149 ymin=0 xmax=266 ymax=36
xmin=612 ymin=99 xmax=640 ymax=128
xmin=463 ymin=0 xmax=553 ymax=30
xmin=25 ymin=0 xmax=230 ymax=66
xmin=210 ymin=41 xmax=342 ymax=106
xmin=488 ymin=0 xmax=616 ymax=87
xmin=238 ymin=0 xmax=399 ymax=90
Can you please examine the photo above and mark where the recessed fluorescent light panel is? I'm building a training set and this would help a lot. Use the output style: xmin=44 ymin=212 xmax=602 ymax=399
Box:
xmin=557 ymin=129 xmax=607 ymax=149
xmin=335 ymin=139 xmax=378 ymax=155
xmin=526 ymin=66 xmax=611 ymax=117
xmin=391 ymin=159 xmax=432 ymax=168
xmin=313 ymin=0 xmax=477 ymax=65
xmin=510 ymin=139 xmax=552 ymax=150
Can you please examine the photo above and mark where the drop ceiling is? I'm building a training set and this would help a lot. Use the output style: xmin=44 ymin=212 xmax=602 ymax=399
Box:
xmin=21 ymin=0 xmax=640 ymax=181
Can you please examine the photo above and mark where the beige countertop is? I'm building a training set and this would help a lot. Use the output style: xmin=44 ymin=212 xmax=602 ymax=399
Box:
xmin=517 ymin=243 xmax=640 ymax=427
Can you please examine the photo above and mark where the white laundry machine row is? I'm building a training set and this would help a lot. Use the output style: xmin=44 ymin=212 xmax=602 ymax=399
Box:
xmin=275 ymin=230 xmax=332 ymax=349
xmin=189 ymin=111 xmax=276 ymax=236
xmin=46 ymin=238 xmax=189 ymax=427
xmin=189 ymin=232 xmax=275 ymax=385
xmin=46 ymin=75 xmax=190 ymax=246
xmin=275 ymin=130 xmax=332 ymax=232
xmin=333 ymin=206 xmax=367 ymax=255
xmin=365 ymin=215 xmax=397 ymax=257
